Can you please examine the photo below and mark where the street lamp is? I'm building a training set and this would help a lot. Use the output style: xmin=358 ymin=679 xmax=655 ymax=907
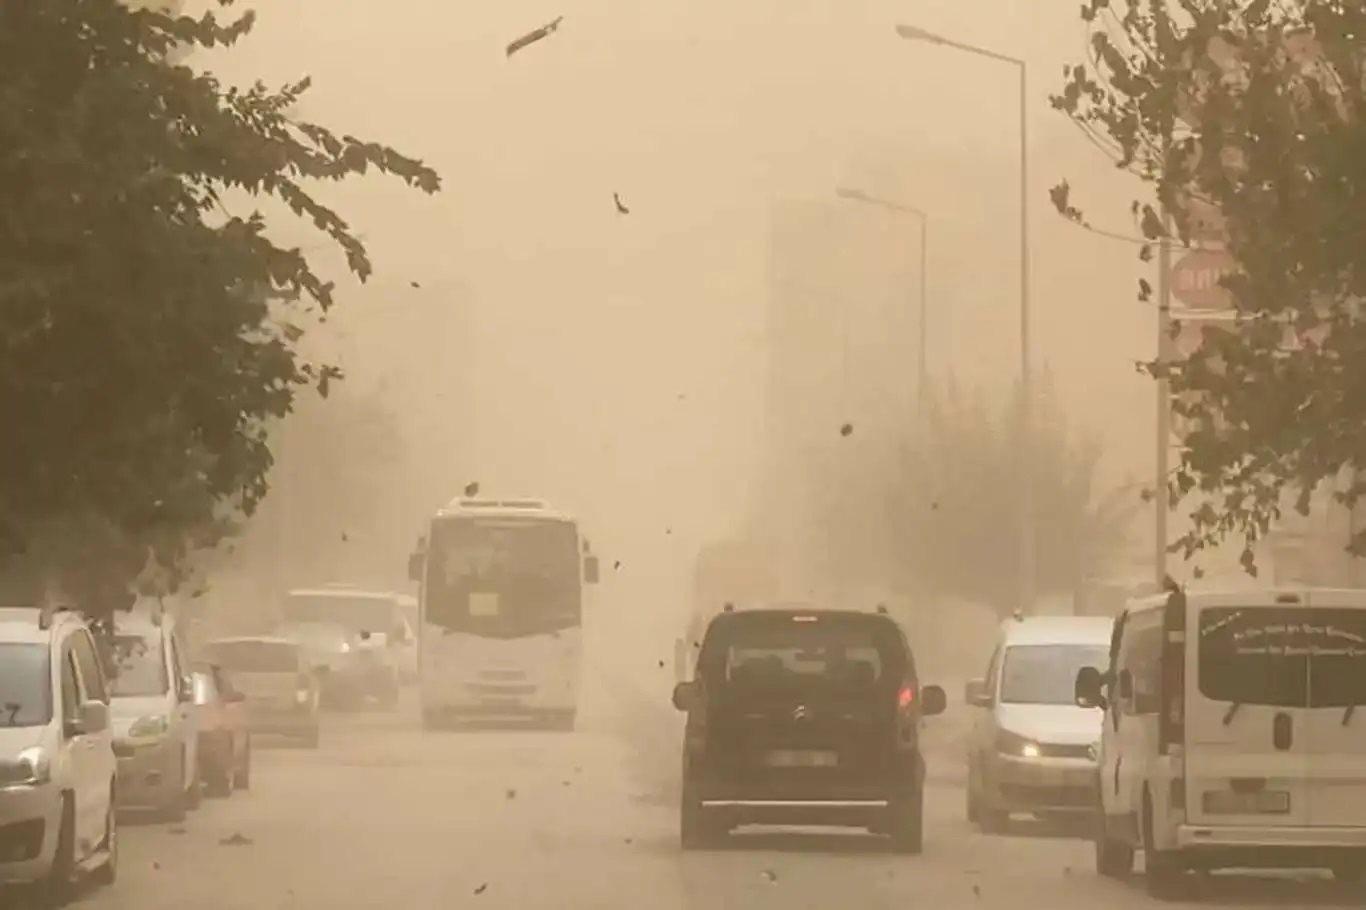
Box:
xmin=834 ymin=187 xmax=930 ymax=419
xmin=895 ymin=22 xmax=1035 ymax=614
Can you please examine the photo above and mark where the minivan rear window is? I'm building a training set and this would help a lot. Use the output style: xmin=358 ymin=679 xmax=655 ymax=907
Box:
xmin=701 ymin=614 xmax=905 ymax=690
xmin=1198 ymin=607 xmax=1366 ymax=708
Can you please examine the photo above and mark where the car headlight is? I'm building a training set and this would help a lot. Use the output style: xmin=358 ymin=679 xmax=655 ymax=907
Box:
xmin=339 ymin=642 xmax=352 ymax=654
xmin=996 ymin=729 xmax=1041 ymax=758
xmin=0 ymin=746 xmax=51 ymax=787
xmin=128 ymin=714 xmax=170 ymax=739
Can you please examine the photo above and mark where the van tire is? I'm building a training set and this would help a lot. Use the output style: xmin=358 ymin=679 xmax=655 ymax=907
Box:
xmin=1142 ymin=791 xmax=1186 ymax=900
xmin=1095 ymin=823 xmax=1134 ymax=878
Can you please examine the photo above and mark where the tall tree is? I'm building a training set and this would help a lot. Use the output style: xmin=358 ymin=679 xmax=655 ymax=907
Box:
xmin=0 ymin=0 xmax=440 ymax=622
xmin=1051 ymin=0 xmax=1366 ymax=567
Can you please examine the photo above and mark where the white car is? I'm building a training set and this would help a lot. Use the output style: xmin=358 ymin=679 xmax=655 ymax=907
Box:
xmin=964 ymin=615 xmax=1112 ymax=832
xmin=108 ymin=607 xmax=200 ymax=821
xmin=1077 ymin=586 xmax=1366 ymax=899
xmin=0 ymin=606 xmax=118 ymax=901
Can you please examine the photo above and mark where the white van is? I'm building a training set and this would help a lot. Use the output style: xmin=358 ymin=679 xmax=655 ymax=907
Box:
xmin=964 ymin=615 xmax=1112 ymax=832
xmin=1076 ymin=586 xmax=1366 ymax=898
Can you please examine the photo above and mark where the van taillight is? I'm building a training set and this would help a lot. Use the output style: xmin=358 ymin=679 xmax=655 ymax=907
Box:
xmin=898 ymin=686 xmax=915 ymax=709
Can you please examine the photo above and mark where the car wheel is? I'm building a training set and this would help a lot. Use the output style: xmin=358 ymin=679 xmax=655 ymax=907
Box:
xmin=888 ymin=785 xmax=925 ymax=854
xmin=679 ymin=783 xmax=723 ymax=850
xmin=39 ymin=794 xmax=76 ymax=907
xmin=233 ymin=737 xmax=252 ymax=791
xmin=91 ymin=792 xmax=118 ymax=887
xmin=1142 ymin=791 xmax=1187 ymax=900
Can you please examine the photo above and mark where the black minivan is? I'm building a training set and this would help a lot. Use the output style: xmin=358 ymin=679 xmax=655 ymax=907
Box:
xmin=672 ymin=607 xmax=947 ymax=852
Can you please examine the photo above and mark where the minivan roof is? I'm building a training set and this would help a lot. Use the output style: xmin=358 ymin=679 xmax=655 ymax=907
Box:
xmin=1125 ymin=586 xmax=1366 ymax=614
xmin=1000 ymin=615 xmax=1114 ymax=647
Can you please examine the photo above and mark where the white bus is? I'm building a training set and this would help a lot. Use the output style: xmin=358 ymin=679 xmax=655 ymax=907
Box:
xmin=408 ymin=498 xmax=599 ymax=730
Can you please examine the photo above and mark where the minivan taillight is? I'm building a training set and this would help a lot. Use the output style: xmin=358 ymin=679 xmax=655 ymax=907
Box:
xmin=1158 ymin=587 xmax=1187 ymax=755
xmin=897 ymin=686 xmax=915 ymax=710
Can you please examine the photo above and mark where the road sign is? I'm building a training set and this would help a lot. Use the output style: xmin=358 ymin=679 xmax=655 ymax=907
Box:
xmin=1171 ymin=248 xmax=1236 ymax=310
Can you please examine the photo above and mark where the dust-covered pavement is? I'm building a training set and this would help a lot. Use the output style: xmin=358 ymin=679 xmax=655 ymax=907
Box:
xmin=78 ymin=686 xmax=1361 ymax=910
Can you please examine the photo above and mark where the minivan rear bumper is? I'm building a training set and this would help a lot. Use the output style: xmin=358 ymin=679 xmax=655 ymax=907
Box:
xmin=1178 ymin=824 xmax=1366 ymax=850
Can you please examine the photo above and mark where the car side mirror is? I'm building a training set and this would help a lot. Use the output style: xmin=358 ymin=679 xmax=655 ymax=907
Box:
xmin=583 ymin=555 xmax=600 ymax=585
xmin=672 ymin=681 xmax=697 ymax=712
xmin=408 ymin=550 xmax=424 ymax=583
xmin=76 ymin=700 xmax=110 ymax=736
xmin=920 ymin=684 xmax=947 ymax=717
xmin=964 ymin=679 xmax=991 ymax=708
xmin=1075 ymin=666 xmax=1106 ymax=709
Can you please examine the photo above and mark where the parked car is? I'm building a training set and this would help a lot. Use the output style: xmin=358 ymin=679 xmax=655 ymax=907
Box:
xmin=108 ymin=606 xmax=200 ymax=821
xmin=203 ymin=637 xmax=321 ymax=747
xmin=190 ymin=663 xmax=251 ymax=797
xmin=0 ymin=605 xmax=117 ymax=901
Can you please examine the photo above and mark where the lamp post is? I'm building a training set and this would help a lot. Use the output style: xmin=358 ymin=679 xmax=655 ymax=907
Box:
xmin=895 ymin=23 xmax=1034 ymax=613
xmin=834 ymin=186 xmax=930 ymax=419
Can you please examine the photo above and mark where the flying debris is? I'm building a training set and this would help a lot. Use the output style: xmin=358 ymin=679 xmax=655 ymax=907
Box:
xmin=506 ymin=16 xmax=563 ymax=57
xmin=613 ymin=193 xmax=630 ymax=215
xmin=464 ymin=481 xmax=481 ymax=497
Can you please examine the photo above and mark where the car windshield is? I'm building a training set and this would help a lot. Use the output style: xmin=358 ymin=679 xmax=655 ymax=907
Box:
xmin=208 ymin=641 xmax=300 ymax=673
xmin=1199 ymin=607 xmax=1366 ymax=708
xmin=283 ymin=593 xmax=396 ymax=634
xmin=703 ymin=614 xmax=903 ymax=693
xmin=424 ymin=518 xmax=582 ymax=637
xmin=0 ymin=643 xmax=52 ymax=728
xmin=1000 ymin=644 xmax=1111 ymax=705
xmin=108 ymin=633 xmax=169 ymax=698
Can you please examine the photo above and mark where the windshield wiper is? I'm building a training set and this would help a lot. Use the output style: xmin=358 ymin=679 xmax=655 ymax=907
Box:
xmin=1222 ymin=702 xmax=1243 ymax=726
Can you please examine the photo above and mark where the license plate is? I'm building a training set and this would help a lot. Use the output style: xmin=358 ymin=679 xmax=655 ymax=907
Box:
xmin=480 ymin=696 xmax=522 ymax=707
xmin=765 ymin=750 xmax=838 ymax=768
xmin=1203 ymin=790 xmax=1290 ymax=814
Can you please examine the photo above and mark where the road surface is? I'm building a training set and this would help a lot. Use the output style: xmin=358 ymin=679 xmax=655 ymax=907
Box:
xmin=69 ymin=693 xmax=1358 ymax=910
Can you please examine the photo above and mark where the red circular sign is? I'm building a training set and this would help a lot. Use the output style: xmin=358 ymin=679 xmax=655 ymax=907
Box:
xmin=1171 ymin=248 xmax=1237 ymax=310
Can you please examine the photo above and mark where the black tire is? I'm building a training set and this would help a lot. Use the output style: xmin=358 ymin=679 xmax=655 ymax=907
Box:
xmin=205 ymin=763 xmax=233 ymax=798
xmin=40 ymin=795 xmax=76 ymax=907
xmin=1142 ymin=792 xmax=1186 ymax=900
xmin=1095 ymin=817 xmax=1134 ymax=878
xmin=90 ymin=793 xmax=118 ymax=887
xmin=888 ymin=785 xmax=925 ymax=854
xmin=233 ymin=737 xmax=252 ymax=791
xmin=679 ymin=783 xmax=723 ymax=850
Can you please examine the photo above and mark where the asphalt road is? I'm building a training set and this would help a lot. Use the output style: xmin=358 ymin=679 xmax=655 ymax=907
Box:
xmin=66 ymin=688 xmax=1362 ymax=910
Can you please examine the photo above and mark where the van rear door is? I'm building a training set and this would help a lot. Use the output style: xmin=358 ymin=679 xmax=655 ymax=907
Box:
xmin=1299 ymin=590 xmax=1366 ymax=828
xmin=1185 ymin=592 xmax=1310 ymax=827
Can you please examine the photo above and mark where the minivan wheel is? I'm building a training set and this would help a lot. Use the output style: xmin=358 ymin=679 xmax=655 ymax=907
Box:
xmin=91 ymin=795 xmax=118 ymax=887
xmin=40 ymin=795 xmax=76 ymax=907
xmin=680 ymin=784 xmax=723 ymax=850
xmin=888 ymin=785 xmax=925 ymax=854
xmin=1143 ymin=792 xmax=1186 ymax=900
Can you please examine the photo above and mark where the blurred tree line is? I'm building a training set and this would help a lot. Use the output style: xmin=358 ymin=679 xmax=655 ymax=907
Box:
xmin=802 ymin=372 xmax=1139 ymax=617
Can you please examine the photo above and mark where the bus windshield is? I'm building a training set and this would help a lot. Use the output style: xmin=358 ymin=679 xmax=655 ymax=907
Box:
xmin=424 ymin=518 xmax=581 ymax=637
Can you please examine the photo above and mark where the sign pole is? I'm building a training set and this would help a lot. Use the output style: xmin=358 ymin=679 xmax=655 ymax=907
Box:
xmin=1156 ymin=214 xmax=1173 ymax=586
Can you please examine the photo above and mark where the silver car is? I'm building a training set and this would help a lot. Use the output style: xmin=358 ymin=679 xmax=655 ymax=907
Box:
xmin=964 ymin=615 xmax=1112 ymax=832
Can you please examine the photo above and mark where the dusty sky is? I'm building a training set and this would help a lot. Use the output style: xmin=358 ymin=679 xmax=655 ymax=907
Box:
xmin=193 ymin=0 xmax=1197 ymax=620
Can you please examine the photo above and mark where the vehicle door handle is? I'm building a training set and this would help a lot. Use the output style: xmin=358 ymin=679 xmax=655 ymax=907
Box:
xmin=1273 ymin=712 xmax=1293 ymax=751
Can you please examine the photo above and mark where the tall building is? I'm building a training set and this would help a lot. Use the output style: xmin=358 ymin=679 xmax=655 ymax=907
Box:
xmin=758 ymin=198 xmax=922 ymax=591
